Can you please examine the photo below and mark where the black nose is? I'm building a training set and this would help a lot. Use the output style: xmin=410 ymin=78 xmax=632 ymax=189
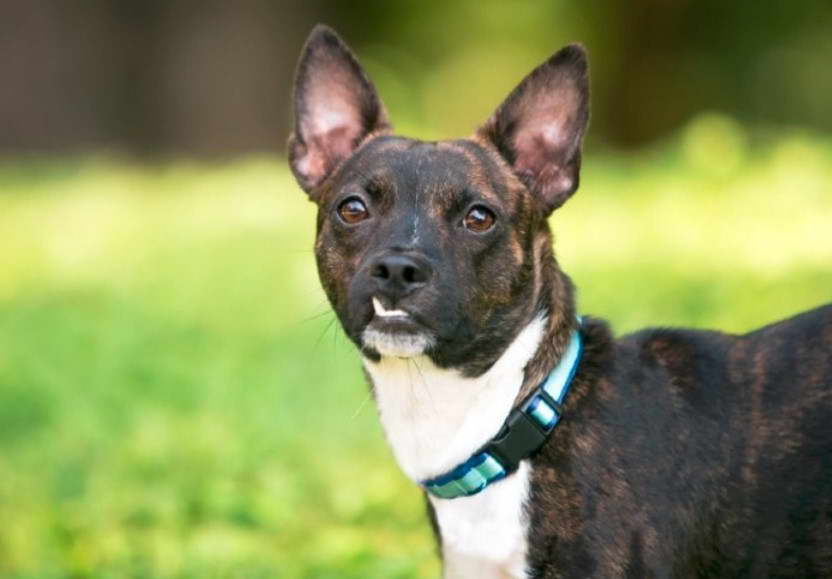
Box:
xmin=370 ymin=253 xmax=432 ymax=297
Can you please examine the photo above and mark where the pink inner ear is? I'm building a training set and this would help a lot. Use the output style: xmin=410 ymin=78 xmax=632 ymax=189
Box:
xmin=297 ymin=115 xmax=364 ymax=186
xmin=294 ymin=128 xmax=353 ymax=186
xmin=296 ymin=67 xmax=368 ymax=184
xmin=303 ymin=67 xmax=365 ymax=139
xmin=511 ymin=99 xmax=579 ymax=195
xmin=293 ymin=49 xmax=388 ymax=189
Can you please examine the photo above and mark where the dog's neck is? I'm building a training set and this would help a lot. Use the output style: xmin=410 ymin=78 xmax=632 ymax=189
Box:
xmin=363 ymin=249 xmax=577 ymax=483
xmin=363 ymin=314 xmax=548 ymax=482
xmin=520 ymin=243 xmax=579 ymax=400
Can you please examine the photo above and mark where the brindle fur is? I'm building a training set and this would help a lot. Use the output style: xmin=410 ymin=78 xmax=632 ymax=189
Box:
xmin=289 ymin=24 xmax=832 ymax=578
xmin=524 ymin=310 xmax=832 ymax=578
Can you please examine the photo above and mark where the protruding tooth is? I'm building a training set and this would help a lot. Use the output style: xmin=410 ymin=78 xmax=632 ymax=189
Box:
xmin=372 ymin=297 xmax=409 ymax=318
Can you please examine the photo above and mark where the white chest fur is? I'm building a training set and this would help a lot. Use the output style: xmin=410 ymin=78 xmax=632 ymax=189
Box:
xmin=363 ymin=317 xmax=546 ymax=578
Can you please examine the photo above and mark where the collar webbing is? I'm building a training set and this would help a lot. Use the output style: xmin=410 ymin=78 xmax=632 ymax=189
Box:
xmin=421 ymin=323 xmax=583 ymax=500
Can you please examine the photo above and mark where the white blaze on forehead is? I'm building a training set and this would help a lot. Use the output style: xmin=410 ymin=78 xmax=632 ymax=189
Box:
xmin=372 ymin=297 xmax=409 ymax=318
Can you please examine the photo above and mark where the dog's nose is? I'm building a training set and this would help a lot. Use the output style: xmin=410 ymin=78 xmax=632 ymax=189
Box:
xmin=370 ymin=253 xmax=432 ymax=297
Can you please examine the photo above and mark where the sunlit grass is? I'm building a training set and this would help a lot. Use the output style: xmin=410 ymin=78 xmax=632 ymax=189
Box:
xmin=0 ymin=120 xmax=830 ymax=578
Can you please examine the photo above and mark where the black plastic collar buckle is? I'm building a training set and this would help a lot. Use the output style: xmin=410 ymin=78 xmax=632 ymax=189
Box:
xmin=483 ymin=391 xmax=562 ymax=473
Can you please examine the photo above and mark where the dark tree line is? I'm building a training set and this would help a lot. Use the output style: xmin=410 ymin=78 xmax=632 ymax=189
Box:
xmin=1 ymin=0 xmax=829 ymax=156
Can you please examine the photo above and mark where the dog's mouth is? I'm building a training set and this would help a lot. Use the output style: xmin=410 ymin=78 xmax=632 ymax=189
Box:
xmin=361 ymin=296 xmax=434 ymax=358
xmin=372 ymin=297 xmax=409 ymax=320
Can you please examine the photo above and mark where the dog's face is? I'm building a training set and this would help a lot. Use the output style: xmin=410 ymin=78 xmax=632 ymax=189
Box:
xmin=289 ymin=25 xmax=588 ymax=373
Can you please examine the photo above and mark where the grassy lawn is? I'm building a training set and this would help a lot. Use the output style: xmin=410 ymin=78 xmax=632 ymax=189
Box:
xmin=0 ymin=119 xmax=830 ymax=578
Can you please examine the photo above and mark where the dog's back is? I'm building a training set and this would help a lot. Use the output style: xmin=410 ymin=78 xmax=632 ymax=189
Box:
xmin=527 ymin=305 xmax=832 ymax=577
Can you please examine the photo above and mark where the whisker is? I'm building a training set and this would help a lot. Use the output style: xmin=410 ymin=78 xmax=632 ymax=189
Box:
xmin=411 ymin=357 xmax=441 ymax=419
xmin=331 ymin=315 xmax=340 ymax=356
xmin=312 ymin=316 xmax=337 ymax=352
xmin=299 ymin=307 xmax=335 ymax=324
xmin=350 ymin=390 xmax=374 ymax=420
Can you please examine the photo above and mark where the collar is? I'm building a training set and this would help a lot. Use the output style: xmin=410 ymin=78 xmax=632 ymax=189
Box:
xmin=421 ymin=322 xmax=583 ymax=499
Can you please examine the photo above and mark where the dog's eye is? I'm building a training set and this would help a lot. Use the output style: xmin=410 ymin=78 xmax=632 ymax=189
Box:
xmin=337 ymin=197 xmax=370 ymax=224
xmin=463 ymin=205 xmax=496 ymax=232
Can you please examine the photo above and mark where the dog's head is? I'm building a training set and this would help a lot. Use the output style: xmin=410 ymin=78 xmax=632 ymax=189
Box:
xmin=289 ymin=25 xmax=588 ymax=374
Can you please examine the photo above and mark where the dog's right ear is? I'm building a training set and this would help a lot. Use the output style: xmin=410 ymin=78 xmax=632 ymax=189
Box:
xmin=288 ymin=25 xmax=391 ymax=199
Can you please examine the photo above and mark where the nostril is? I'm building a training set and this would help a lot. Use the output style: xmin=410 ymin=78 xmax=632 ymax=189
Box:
xmin=403 ymin=264 xmax=429 ymax=284
xmin=371 ymin=254 xmax=431 ymax=289
xmin=372 ymin=263 xmax=390 ymax=279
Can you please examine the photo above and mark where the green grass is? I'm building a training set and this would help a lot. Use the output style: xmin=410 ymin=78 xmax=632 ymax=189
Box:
xmin=0 ymin=119 xmax=830 ymax=578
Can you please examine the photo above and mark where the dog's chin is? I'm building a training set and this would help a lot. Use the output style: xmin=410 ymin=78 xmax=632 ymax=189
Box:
xmin=361 ymin=326 xmax=435 ymax=358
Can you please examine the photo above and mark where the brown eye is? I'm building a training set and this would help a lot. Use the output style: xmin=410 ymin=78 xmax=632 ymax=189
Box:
xmin=463 ymin=205 xmax=496 ymax=232
xmin=337 ymin=197 xmax=369 ymax=224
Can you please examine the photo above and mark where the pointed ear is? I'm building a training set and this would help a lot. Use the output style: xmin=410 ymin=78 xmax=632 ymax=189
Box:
xmin=288 ymin=25 xmax=391 ymax=198
xmin=478 ymin=44 xmax=589 ymax=214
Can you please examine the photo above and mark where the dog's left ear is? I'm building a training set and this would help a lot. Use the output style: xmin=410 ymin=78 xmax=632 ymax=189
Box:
xmin=289 ymin=24 xmax=392 ymax=198
xmin=478 ymin=45 xmax=589 ymax=215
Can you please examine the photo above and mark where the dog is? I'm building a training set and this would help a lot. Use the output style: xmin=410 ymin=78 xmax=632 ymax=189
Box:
xmin=288 ymin=24 xmax=832 ymax=578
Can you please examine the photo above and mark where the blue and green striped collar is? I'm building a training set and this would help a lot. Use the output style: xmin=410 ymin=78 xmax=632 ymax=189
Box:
xmin=422 ymin=322 xmax=583 ymax=500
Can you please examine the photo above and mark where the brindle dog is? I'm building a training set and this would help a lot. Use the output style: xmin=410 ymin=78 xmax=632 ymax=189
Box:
xmin=289 ymin=24 xmax=832 ymax=578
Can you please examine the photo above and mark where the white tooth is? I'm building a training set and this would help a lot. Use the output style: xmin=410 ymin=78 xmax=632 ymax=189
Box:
xmin=372 ymin=297 xmax=409 ymax=318
xmin=372 ymin=297 xmax=385 ymax=316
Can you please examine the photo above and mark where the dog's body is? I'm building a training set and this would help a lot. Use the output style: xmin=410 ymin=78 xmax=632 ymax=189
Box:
xmin=372 ymin=308 xmax=832 ymax=578
xmin=522 ymin=309 xmax=832 ymax=578
xmin=289 ymin=25 xmax=832 ymax=578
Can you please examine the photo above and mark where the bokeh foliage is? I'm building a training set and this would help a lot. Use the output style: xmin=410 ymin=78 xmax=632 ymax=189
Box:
xmin=0 ymin=116 xmax=830 ymax=577
xmin=4 ymin=1 xmax=832 ymax=154
xmin=333 ymin=0 xmax=832 ymax=147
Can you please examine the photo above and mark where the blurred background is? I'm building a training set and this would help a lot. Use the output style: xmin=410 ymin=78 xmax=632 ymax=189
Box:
xmin=5 ymin=0 xmax=832 ymax=154
xmin=0 ymin=1 xmax=830 ymax=577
